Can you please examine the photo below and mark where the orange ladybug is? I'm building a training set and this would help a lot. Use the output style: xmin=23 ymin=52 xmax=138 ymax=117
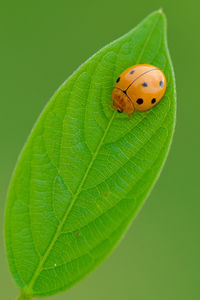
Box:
xmin=111 ymin=64 xmax=167 ymax=118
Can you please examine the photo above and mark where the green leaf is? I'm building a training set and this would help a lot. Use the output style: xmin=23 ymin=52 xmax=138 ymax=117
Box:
xmin=5 ymin=10 xmax=176 ymax=298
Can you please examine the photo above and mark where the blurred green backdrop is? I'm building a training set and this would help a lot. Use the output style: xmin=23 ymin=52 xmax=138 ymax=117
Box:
xmin=0 ymin=0 xmax=199 ymax=299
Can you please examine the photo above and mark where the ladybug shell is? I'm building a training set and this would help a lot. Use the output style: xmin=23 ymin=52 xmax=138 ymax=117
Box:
xmin=112 ymin=64 xmax=166 ymax=113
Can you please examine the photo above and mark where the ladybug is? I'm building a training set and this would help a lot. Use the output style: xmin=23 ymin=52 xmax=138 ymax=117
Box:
xmin=111 ymin=64 xmax=167 ymax=119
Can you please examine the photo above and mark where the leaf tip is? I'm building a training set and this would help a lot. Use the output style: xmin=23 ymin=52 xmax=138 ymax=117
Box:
xmin=151 ymin=8 xmax=167 ymax=31
xmin=156 ymin=8 xmax=167 ymax=22
xmin=146 ymin=9 xmax=166 ymax=27
xmin=154 ymin=7 xmax=165 ymax=17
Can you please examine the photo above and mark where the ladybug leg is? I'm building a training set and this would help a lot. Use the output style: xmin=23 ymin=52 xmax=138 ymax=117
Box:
xmin=110 ymin=103 xmax=116 ymax=111
xmin=128 ymin=108 xmax=135 ymax=120
xmin=128 ymin=111 xmax=134 ymax=120
xmin=144 ymin=111 xmax=149 ymax=116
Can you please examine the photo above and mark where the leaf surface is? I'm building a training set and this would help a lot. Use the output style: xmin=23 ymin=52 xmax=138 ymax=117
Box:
xmin=5 ymin=10 xmax=176 ymax=297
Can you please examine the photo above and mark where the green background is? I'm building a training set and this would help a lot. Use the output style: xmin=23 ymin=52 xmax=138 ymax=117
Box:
xmin=0 ymin=1 xmax=199 ymax=299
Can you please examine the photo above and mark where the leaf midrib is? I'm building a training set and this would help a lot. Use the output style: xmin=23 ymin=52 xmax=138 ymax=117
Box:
xmin=25 ymin=111 xmax=116 ymax=294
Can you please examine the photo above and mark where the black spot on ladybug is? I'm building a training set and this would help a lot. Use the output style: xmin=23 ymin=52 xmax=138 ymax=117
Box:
xmin=160 ymin=80 xmax=164 ymax=87
xmin=116 ymin=77 xmax=120 ymax=83
xmin=151 ymin=98 xmax=156 ymax=104
xmin=130 ymin=70 xmax=135 ymax=74
xmin=142 ymin=82 xmax=148 ymax=87
xmin=136 ymin=98 xmax=143 ymax=105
